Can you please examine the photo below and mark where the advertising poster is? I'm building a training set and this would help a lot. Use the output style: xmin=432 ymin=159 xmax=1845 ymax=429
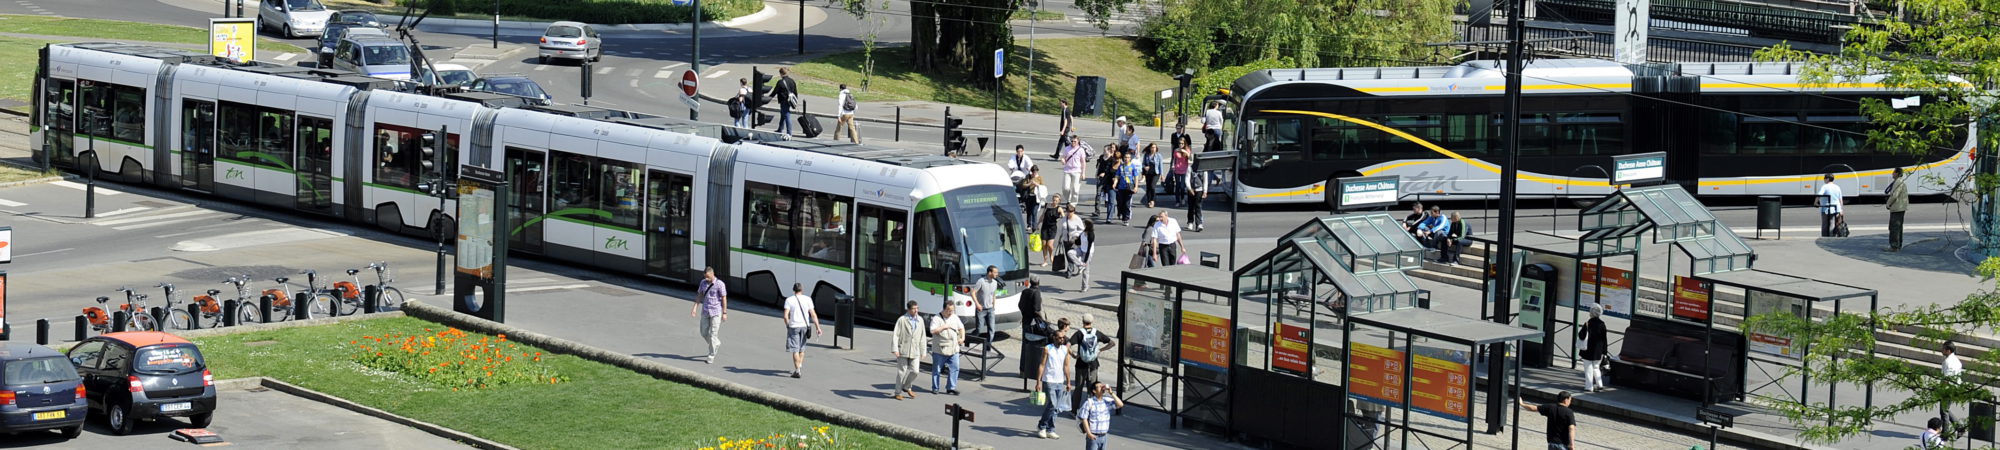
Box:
xmin=208 ymin=18 xmax=257 ymax=64
xmin=1578 ymin=263 xmax=1634 ymax=318
xmin=1516 ymin=277 xmax=1548 ymax=343
xmin=1271 ymin=322 xmax=1311 ymax=376
xmin=1746 ymin=290 xmax=1805 ymax=358
xmin=1348 ymin=342 xmax=1407 ymax=407
xmin=1411 ymin=351 xmax=1472 ymax=421
xmin=1178 ymin=310 xmax=1231 ymax=371
xmin=1672 ymin=276 xmax=1713 ymax=323
xmin=1127 ymin=291 xmax=1172 ymax=365
xmin=0 ymin=226 xmax=11 ymax=264
xmin=0 ymin=272 xmax=8 ymax=328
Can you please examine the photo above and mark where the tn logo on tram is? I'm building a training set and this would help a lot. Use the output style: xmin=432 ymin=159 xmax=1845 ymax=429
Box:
xmin=603 ymin=236 xmax=629 ymax=251
xmin=224 ymin=167 xmax=245 ymax=180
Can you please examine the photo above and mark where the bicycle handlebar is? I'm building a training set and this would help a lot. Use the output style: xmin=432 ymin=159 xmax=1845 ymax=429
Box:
xmin=155 ymin=282 xmax=174 ymax=289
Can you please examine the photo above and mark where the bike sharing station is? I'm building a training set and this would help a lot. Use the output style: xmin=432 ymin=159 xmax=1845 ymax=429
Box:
xmin=1117 ymin=210 xmax=1541 ymax=449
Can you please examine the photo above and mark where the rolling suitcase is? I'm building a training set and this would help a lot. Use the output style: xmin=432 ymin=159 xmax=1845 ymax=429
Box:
xmin=798 ymin=114 xmax=823 ymax=138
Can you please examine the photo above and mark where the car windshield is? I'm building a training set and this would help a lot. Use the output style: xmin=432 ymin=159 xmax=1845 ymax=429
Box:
xmin=5 ymin=357 xmax=80 ymax=385
xmin=439 ymin=70 xmax=477 ymax=86
xmin=286 ymin=0 xmax=326 ymax=11
xmin=546 ymin=26 xmax=583 ymax=38
xmin=340 ymin=11 xmax=377 ymax=24
xmin=488 ymin=79 xmax=546 ymax=98
xmin=361 ymin=44 xmax=411 ymax=66
xmin=944 ymin=185 xmax=1029 ymax=281
xmin=135 ymin=345 xmax=204 ymax=375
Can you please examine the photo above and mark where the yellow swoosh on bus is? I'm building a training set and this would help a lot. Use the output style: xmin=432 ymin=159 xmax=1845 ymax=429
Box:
xmin=1694 ymin=148 xmax=1969 ymax=187
xmin=1261 ymin=109 xmax=1614 ymax=187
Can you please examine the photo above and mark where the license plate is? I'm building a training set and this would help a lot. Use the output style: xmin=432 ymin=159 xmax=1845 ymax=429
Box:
xmin=161 ymin=402 xmax=192 ymax=412
xmin=33 ymin=411 xmax=64 ymax=420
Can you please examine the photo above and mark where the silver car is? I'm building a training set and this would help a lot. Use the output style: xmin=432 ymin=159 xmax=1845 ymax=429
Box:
xmin=331 ymin=36 xmax=413 ymax=81
xmin=537 ymin=21 xmax=601 ymax=64
xmin=259 ymin=0 xmax=333 ymax=38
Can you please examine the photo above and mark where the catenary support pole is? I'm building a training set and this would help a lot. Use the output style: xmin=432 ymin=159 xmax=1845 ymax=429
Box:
xmin=1486 ymin=0 xmax=1526 ymax=433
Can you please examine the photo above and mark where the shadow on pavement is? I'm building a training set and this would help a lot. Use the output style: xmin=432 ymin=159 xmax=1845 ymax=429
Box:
xmin=830 ymin=388 xmax=895 ymax=400
xmin=631 ymin=352 xmax=705 ymax=362
xmin=1813 ymin=231 xmax=1977 ymax=275
xmin=722 ymin=366 xmax=793 ymax=378
xmin=969 ymin=424 xmax=1039 ymax=439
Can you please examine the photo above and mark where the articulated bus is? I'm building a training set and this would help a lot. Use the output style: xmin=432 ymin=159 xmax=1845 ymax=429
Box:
xmin=1227 ymin=59 xmax=1974 ymax=204
xmin=31 ymin=42 xmax=1030 ymax=325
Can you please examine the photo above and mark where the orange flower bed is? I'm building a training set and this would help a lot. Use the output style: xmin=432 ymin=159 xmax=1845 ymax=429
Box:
xmin=349 ymin=328 xmax=568 ymax=390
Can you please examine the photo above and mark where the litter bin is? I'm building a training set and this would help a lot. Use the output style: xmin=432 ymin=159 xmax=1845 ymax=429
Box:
xmin=1756 ymin=196 xmax=1782 ymax=239
xmin=832 ymin=294 xmax=855 ymax=349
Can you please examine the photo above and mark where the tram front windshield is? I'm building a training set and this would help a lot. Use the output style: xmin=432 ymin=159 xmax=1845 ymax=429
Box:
xmin=944 ymin=185 xmax=1029 ymax=282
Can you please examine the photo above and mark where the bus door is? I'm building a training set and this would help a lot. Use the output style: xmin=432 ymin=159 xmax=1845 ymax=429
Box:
xmin=295 ymin=115 xmax=334 ymax=212
xmin=506 ymin=147 xmax=547 ymax=254
xmin=854 ymin=204 xmax=907 ymax=318
xmin=647 ymin=170 xmax=694 ymax=281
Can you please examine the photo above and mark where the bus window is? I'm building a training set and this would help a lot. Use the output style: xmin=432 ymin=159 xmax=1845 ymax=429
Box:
xmin=1698 ymin=110 xmax=1737 ymax=155
xmin=743 ymin=182 xmax=795 ymax=256
xmin=1443 ymin=114 xmax=1491 ymax=156
xmin=1740 ymin=114 xmax=1799 ymax=155
xmin=798 ymin=190 xmax=851 ymax=266
xmin=1802 ymin=113 xmax=1867 ymax=154
xmin=1555 ymin=113 xmax=1621 ymax=156
xmin=43 ymin=79 xmax=75 ymax=166
xmin=1246 ymin=118 xmax=1302 ymax=167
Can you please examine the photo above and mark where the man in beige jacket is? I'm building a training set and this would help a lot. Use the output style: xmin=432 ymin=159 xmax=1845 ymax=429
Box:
xmin=1886 ymin=167 xmax=1910 ymax=252
xmin=891 ymin=300 xmax=925 ymax=400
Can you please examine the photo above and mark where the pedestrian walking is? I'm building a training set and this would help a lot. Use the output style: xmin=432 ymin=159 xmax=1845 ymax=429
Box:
xmin=1941 ymin=341 xmax=1964 ymax=432
xmin=1922 ymin=417 xmax=1946 ymax=449
xmin=1060 ymin=136 xmax=1090 ymax=202
xmin=1008 ymin=145 xmax=1034 ymax=182
xmin=1818 ymin=173 xmax=1845 ymax=237
xmin=780 ymin=283 xmax=822 ymax=378
xmin=1094 ymin=146 xmax=1120 ymax=220
xmin=1519 ymin=392 xmax=1577 ymax=450
xmin=1115 ymin=153 xmax=1141 ymax=225
xmin=973 ymin=265 xmax=1000 ymax=339
xmin=1018 ymin=278 xmax=1050 ymax=391
xmin=1040 ymin=196 xmax=1065 ymax=266
xmin=1068 ymin=314 xmax=1114 ymax=410
xmin=1078 ymin=381 xmax=1126 ymax=450
xmin=929 ymin=302 xmax=965 ymax=394
xmin=1055 ymin=99 xmax=1075 ymax=158
xmin=1141 ymin=143 xmax=1162 ymax=208
xmin=1185 ymin=166 xmax=1207 ymax=232
xmin=1581 ymin=303 xmax=1608 ymax=392
xmin=1170 ymin=139 xmax=1192 ymax=206
xmin=734 ymin=78 xmax=753 ymax=128
xmin=1201 ymin=101 xmax=1225 ymax=152
xmin=1036 ymin=332 xmax=1074 ymax=439
xmin=774 ymin=68 xmax=799 ymax=135
xmin=1122 ymin=123 xmax=1141 ymax=153
xmin=891 ymin=301 xmax=925 ymax=400
xmin=690 ymin=267 xmax=729 ymax=364
xmin=1886 ymin=167 xmax=1909 ymax=251
xmin=834 ymin=84 xmax=860 ymax=143
xmin=1112 ymin=116 xmax=1129 ymax=147
xmin=1021 ymin=167 xmax=1046 ymax=230
xmin=1150 ymin=211 xmax=1184 ymax=265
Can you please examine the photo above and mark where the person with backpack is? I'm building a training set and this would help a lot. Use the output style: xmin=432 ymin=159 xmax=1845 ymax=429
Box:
xmin=733 ymin=78 xmax=752 ymax=128
xmin=774 ymin=67 xmax=799 ymax=136
xmin=1068 ymin=313 xmax=1114 ymax=412
xmin=834 ymin=84 xmax=860 ymax=143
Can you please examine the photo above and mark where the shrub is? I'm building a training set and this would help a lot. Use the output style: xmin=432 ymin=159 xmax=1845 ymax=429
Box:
xmin=347 ymin=328 xmax=569 ymax=390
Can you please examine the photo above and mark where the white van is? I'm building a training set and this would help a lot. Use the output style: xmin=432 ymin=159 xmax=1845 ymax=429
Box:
xmin=331 ymin=35 xmax=413 ymax=81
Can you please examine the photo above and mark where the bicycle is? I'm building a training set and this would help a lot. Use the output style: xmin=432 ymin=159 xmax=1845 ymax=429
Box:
xmin=107 ymin=287 xmax=156 ymax=332
xmin=221 ymin=276 xmax=253 ymax=324
xmin=291 ymin=270 xmax=337 ymax=319
xmin=338 ymin=262 xmax=404 ymax=313
xmin=158 ymin=282 xmax=225 ymax=330
xmin=239 ymin=276 xmax=304 ymax=324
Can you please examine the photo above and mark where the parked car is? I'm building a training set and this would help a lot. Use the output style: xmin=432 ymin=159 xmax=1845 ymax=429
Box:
xmin=0 ymin=343 xmax=86 ymax=439
xmin=328 ymin=10 xmax=382 ymax=28
xmin=537 ymin=21 xmax=601 ymax=64
xmin=469 ymin=75 xmax=553 ymax=105
xmin=331 ymin=35 xmax=414 ymax=81
xmin=258 ymin=0 xmax=334 ymax=38
xmin=318 ymin=25 xmax=386 ymax=68
xmin=66 ymin=332 xmax=215 ymax=435
xmin=421 ymin=63 xmax=479 ymax=88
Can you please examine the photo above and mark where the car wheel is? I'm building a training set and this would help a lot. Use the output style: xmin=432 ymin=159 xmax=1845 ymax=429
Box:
xmin=189 ymin=412 xmax=214 ymax=428
xmin=537 ymin=55 xmax=547 ymax=64
xmin=59 ymin=425 xmax=81 ymax=439
xmin=107 ymin=401 xmax=134 ymax=435
xmin=590 ymin=49 xmax=601 ymax=62
xmin=284 ymin=25 xmax=296 ymax=39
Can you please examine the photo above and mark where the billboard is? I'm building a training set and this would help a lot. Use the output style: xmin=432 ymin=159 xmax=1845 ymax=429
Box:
xmin=209 ymin=18 xmax=257 ymax=64
xmin=1178 ymin=310 xmax=1231 ymax=371
xmin=1672 ymin=276 xmax=1713 ymax=323
xmin=1745 ymin=290 xmax=1806 ymax=358
xmin=1271 ymin=322 xmax=1310 ymax=376
xmin=1348 ymin=342 xmax=1406 ymax=407
xmin=1578 ymin=263 xmax=1634 ymax=318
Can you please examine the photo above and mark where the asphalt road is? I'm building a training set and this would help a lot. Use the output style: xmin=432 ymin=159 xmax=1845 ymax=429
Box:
xmin=0 ymin=386 xmax=467 ymax=449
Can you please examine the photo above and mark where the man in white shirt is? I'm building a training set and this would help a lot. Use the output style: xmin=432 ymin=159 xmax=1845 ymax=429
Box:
xmin=1942 ymin=342 xmax=1964 ymax=433
xmin=1112 ymin=116 xmax=1129 ymax=146
xmin=833 ymin=84 xmax=859 ymax=144
xmin=1202 ymin=101 xmax=1225 ymax=152
xmin=1008 ymin=145 xmax=1034 ymax=181
xmin=1818 ymin=173 xmax=1845 ymax=237
xmin=1149 ymin=211 xmax=1183 ymax=265
xmin=781 ymin=283 xmax=822 ymax=379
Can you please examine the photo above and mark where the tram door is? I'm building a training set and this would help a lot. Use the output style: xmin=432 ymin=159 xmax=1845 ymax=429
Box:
xmin=854 ymin=205 xmax=907 ymax=319
xmin=647 ymin=170 xmax=695 ymax=281
xmin=506 ymin=148 xmax=546 ymax=254
xmin=295 ymin=116 xmax=334 ymax=212
xmin=179 ymin=99 xmax=214 ymax=193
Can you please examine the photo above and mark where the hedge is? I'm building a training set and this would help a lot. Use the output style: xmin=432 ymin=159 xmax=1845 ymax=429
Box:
xmin=404 ymin=0 xmax=762 ymax=24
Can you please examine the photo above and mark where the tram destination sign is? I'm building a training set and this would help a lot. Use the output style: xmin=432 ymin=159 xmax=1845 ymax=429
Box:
xmin=1332 ymin=175 xmax=1400 ymax=211
xmin=1612 ymin=152 xmax=1667 ymax=186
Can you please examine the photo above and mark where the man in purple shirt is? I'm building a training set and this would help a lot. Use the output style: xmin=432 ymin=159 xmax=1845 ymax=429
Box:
xmin=690 ymin=267 xmax=729 ymax=364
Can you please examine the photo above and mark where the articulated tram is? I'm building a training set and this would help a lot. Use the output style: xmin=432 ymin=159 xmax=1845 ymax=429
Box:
xmin=31 ymin=42 xmax=1030 ymax=325
xmin=1227 ymin=59 xmax=1976 ymax=204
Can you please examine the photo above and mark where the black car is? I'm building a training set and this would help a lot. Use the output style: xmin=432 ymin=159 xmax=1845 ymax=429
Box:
xmin=0 ymin=343 xmax=86 ymax=439
xmin=328 ymin=10 xmax=382 ymax=28
xmin=66 ymin=332 xmax=215 ymax=435
xmin=469 ymin=75 xmax=554 ymax=105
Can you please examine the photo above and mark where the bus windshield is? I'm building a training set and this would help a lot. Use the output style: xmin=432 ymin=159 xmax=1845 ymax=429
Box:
xmin=943 ymin=185 xmax=1028 ymax=281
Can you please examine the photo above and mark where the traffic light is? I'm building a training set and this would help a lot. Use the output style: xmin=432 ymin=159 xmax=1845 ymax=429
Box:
xmin=751 ymin=67 xmax=774 ymax=108
xmin=943 ymin=107 xmax=965 ymax=155
xmin=419 ymin=131 xmax=439 ymax=177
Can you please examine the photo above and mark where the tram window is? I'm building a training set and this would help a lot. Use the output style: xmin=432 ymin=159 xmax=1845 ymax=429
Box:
xmin=1379 ymin=115 xmax=1442 ymax=160
xmin=372 ymin=123 xmax=458 ymax=190
xmin=1554 ymin=113 xmax=1621 ymax=156
xmin=596 ymin=159 xmax=643 ymax=229
xmin=550 ymin=151 xmax=595 ymax=216
xmin=1802 ymin=114 xmax=1867 ymax=154
xmin=910 ymin=210 xmax=943 ymax=283
xmin=1246 ymin=118 xmax=1303 ymax=166
xmin=1443 ymin=114 xmax=1491 ymax=156
xmin=78 ymin=80 xmax=110 ymax=138
xmin=111 ymin=85 xmax=144 ymax=143
xmin=218 ymin=102 xmax=259 ymax=165
xmin=298 ymin=116 xmax=332 ymax=160
xmin=1698 ymin=110 xmax=1737 ymax=155
xmin=44 ymin=79 xmax=74 ymax=132
xmin=798 ymin=191 xmax=851 ymax=265
xmin=257 ymin=110 xmax=294 ymax=168
xmin=1509 ymin=115 xmax=1553 ymax=156
xmin=743 ymin=182 xmax=796 ymax=256
xmin=1739 ymin=115 xmax=1799 ymax=155
xmin=180 ymin=99 xmax=215 ymax=156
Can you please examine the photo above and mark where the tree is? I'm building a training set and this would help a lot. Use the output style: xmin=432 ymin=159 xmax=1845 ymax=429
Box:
xmin=1136 ymin=0 xmax=1457 ymax=75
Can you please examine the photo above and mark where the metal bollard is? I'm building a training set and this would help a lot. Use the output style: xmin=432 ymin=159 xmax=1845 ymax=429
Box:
xmin=111 ymin=311 xmax=126 ymax=333
xmin=294 ymin=296 xmax=309 ymax=320
xmin=188 ymin=303 xmax=203 ymax=330
xmin=364 ymin=285 xmax=380 ymax=314
xmin=36 ymin=319 xmax=49 ymax=345
xmin=895 ymin=106 xmax=902 ymax=142
xmin=150 ymin=307 xmax=167 ymax=331
xmin=74 ymin=315 xmax=87 ymax=341
xmin=223 ymin=300 xmax=239 ymax=327
xmin=259 ymin=295 xmax=274 ymax=323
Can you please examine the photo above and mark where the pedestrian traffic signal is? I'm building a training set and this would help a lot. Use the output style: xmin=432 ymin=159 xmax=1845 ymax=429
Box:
xmin=943 ymin=107 xmax=966 ymax=155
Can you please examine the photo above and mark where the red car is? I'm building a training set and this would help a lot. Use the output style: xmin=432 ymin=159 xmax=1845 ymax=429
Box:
xmin=65 ymin=332 xmax=215 ymax=435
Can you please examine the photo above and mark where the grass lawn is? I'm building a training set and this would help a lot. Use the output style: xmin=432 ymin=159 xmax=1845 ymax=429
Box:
xmin=0 ymin=15 xmax=308 ymax=54
xmin=0 ymin=164 xmax=57 ymax=183
xmin=1011 ymin=9 xmax=1064 ymax=21
xmin=194 ymin=316 xmax=920 ymax=450
xmin=794 ymin=37 xmax=1179 ymax=123
xmin=0 ymin=35 xmax=45 ymax=103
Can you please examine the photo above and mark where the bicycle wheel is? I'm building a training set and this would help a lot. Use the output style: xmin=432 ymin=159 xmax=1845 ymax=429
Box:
xmin=167 ymin=310 xmax=193 ymax=331
xmin=199 ymin=310 xmax=223 ymax=329
xmin=377 ymin=287 xmax=404 ymax=311
xmin=307 ymin=294 xmax=334 ymax=319
xmin=128 ymin=314 xmax=155 ymax=332
xmin=237 ymin=303 xmax=261 ymax=325
xmin=335 ymin=293 xmax=361 ymax=316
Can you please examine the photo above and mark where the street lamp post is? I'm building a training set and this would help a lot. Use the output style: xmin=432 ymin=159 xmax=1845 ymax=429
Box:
xmin=797 ymin=0 xmax=805 ymax=55
xmin=1485 ymin=0 xmax=1528 ymax=434
xmin=492 ymin=0 xmax=500 ymax=49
